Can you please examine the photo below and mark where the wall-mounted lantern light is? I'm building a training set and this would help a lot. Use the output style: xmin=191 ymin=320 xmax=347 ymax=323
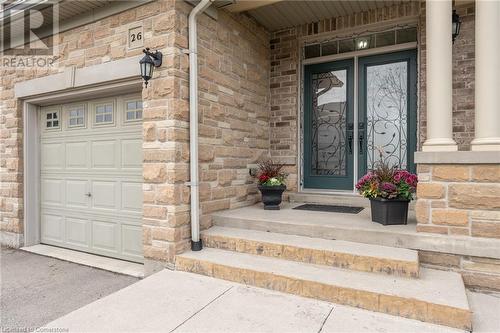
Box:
xmin=140 ymin=48 xmax=162 ymax=87
xmin=452 ymin=10 xmax=461 ymax=44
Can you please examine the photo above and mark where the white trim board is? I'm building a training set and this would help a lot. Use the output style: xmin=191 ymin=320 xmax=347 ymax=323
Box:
xmin=15 ymin=56 xmax=142 ymax=100
xmin=22 ymin=244 xmax=144 ymax=278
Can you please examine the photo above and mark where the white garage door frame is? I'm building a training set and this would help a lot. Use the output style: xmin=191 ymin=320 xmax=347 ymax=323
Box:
xmin=18 ymin=57 xmax=144 ymax=262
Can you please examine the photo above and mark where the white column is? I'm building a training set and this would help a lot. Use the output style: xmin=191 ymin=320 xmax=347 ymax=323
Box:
xmin=471 ymin=0 xmax=500 ymax=151
xmin=422 ymin=0 xmax=458 ymax=152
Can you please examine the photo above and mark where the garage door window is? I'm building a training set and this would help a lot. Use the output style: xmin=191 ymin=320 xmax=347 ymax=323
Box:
xmin=125 ymin=100 xmax=143 ymax=122
xmin=68 ymin=105 xmax=86 ymax=128
xmin=94 ymin=103 xmax=113 ymax=125
xmin=45 ymin=111 xmax=60 ymax=129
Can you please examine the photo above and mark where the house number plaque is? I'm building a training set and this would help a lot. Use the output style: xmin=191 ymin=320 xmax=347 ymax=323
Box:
xmin=128 ymin=25 xmax=144 ymax=49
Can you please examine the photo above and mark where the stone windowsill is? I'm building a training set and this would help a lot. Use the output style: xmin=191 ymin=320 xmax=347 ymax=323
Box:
xmin=415 ymin=151 xmax=500 ymax=164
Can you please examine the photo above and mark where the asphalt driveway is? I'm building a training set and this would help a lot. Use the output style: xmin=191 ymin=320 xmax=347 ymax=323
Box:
xmin=1 ymin=247 xmax=138 ymax=330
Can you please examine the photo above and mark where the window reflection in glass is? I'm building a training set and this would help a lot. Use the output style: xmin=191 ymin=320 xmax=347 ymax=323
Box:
xmin=311 ymin=69 xmax=347 ymax=176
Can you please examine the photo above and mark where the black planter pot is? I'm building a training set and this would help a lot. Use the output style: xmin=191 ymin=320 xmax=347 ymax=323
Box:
xmin=258 ymin=184 xmax=286 ymax=210
xmin=369 ymin=197 xmax=410 ymax=225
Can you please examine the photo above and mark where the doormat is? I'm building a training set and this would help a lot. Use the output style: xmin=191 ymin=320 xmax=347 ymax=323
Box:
xmin=293 ymin=204 xmax=364 ymax=214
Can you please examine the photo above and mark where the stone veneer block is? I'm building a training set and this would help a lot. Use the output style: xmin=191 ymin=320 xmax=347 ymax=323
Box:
xmin=448 ymin=184 xmax=500 ymax=210
xmin=176 ymin=249 xmax=471 ymax=330
xmin=471 ymin=165 xmax=500 ymax=182
xmin=417 ymin=183 xmax=445 ymax=199
xmin=201 ymin=226 xmax=419 ymax=278
xmin=431 ymin=210 xmax=469 ymax=226
xmin=432 ymin=165 xmax=470 ymax=182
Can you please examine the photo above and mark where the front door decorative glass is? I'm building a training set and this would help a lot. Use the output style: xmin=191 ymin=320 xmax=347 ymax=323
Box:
xmin=366 ymin=61 xmax=408 ymax=169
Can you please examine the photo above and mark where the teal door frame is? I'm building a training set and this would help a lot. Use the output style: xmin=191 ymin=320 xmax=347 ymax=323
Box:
xmin=302 ymin=49 xmax=417 ymax=191
xmin=357 ymin=49 xmax=418 ymax=176
xmin=303 ymin=59 xmax=355 ymax=190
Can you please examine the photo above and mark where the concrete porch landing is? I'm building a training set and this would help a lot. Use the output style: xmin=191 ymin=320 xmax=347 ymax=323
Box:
xmin=212 ymin=203 xmax=499 ymax=260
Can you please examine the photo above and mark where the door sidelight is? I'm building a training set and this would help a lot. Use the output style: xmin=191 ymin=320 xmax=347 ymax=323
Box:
xmin=347 ymin=123 xmax=354 ymax=154
xmin=358 ymin=122 xmax=365 ymax=155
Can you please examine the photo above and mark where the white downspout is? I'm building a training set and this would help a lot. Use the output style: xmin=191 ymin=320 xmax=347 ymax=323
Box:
xmin=188 ymin=0 xmax=214 ymax=251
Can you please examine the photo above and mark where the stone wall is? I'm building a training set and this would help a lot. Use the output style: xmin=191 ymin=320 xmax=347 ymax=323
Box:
xmin=0 ymin=0 xmax=270 ymax=267
xmin=416 ymin=164 xmax=500 ymax=238
xmin=269 ymin=3 xmax=419 ymax=191
xmin=174 ymin=1 xmax=271 ymax=232
xmin=418 ymin=1 xmax=476 ymax=150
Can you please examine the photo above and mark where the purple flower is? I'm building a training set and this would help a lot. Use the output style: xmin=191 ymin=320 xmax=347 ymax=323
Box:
xmin=356 ymin=172 xmax=374 ymax=189
xmin=380 ymin=182 xmax=397 ymax=193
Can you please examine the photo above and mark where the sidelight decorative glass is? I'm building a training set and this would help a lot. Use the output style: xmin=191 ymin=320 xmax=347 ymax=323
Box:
xmin=366 ymin=61 xmax=408 ymax=170
xmin=311 ymin=69 xmax=347 ymax=176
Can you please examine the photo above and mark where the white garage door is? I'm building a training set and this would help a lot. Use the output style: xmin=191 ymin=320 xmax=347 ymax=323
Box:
xmin=40 ymin=94 xmax=143 ymax=263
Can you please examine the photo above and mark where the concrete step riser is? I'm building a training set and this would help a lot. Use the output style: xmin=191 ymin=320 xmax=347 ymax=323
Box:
xmin=202 ymin=233 xmax=419 ymax=278
xmin=176 ymin=256 xmax=471 ymax=331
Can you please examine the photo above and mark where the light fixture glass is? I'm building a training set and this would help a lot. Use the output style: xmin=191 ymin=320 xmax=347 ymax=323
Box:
xmin=355 ymin=37 xmax=370 ymax=50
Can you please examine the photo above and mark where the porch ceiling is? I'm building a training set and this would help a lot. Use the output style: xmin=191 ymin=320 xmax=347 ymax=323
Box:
xmin=239 ymin=0 xmax=416 ymax=32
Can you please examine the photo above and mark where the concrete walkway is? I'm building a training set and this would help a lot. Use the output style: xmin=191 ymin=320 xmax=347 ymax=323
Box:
xmin=44 ymin=269 xmax=494 ymax=333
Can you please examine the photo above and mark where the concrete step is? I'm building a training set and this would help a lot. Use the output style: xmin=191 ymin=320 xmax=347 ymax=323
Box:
xmin=288 ymin=193 xmax=416 ymax=210
xmin=176 ymin=248 xmax=471 ymax=331
xmin=201 ymin=226 xmax=419 ymax=278
xmin=211 ymin=205 xmax=428 ymax=253
xmin=288 ymin=192 xmax=370 ymax=207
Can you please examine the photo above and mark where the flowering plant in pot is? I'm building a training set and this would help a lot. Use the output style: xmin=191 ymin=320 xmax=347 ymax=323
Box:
xmin=256 ymin=160 xmax=287 ymax=210
xmin=355 ymin=160 xmax=418 ymax=225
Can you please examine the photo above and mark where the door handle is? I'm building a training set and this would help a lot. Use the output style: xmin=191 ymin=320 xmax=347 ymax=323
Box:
xmin=85 ymin=192 xmax=92 ymax=197
xmin=358 ymin=122 xmax=365 ymax=155
xmin=347 ymin=123 xmax=354 ymax=155
xmin=359 ymin=133 xmax=364 ymax=154
xmin=348 ymin=133 xmax=353 ymax=154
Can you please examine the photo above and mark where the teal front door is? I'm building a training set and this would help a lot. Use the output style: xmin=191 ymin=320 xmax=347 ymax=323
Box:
xmin=303 ymin=50 xmax=417 ymax=190
xmin=303 ymin=59 xmax=355 ymax=190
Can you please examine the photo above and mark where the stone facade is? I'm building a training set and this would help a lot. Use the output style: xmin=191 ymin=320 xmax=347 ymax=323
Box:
xmin=418 ymin=1 xmax=476 ymax=150
xmin=0 ymin=0 xmax=270 ymax=266
xmin=416 ymin=164 xmax=500 ymax=238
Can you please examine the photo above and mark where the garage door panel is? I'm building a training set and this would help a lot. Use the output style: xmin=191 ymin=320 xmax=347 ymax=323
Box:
xmin=66 ymin=142 xmax=88 ymax=169
xmin=91 ymin=140 xmax=117 ymax=169
xmin=41 ymin=179 xmax=64 ymax=206
xmin=41 ymin=214 xmax=64 ymax=242
xmin=66 ymin=217 xmax=90 ymax=247
xmin=66 ymin=180 xmax=89 ymax=208
xmin=42 ymin=142 xmax=64 ymax=169
xmin=121 ymin=182 xmax=142 ymax=212
xmin=40 ymin=95 xmax=143 ymax=263
xmin=91 ymin=181 xmax=117 ymax=210
xmin=121 ymin=139 xmax=142 ymax=169
xmin=92 ymin=220 xmax=118 ymax=252
xmin=121 ymin=224 xmax=143 ymax=258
